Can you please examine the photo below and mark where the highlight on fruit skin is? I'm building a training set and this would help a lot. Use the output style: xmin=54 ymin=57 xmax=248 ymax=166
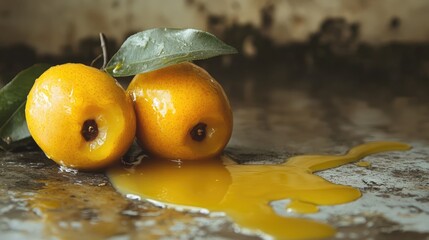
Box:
xmin=25 ymin=63 xmax=136 ymax=170
xmin=127 ymin=62 xmax=233 ymax=160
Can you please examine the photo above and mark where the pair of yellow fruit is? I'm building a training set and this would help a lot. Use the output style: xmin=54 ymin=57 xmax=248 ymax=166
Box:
xmin=25 ymin=62 xmax=233 ymax=170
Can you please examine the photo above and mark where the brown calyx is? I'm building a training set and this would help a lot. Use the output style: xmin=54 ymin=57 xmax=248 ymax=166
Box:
xmin=190 ymin=122 xmax=207 ymax=142
xmin=81 ymin=119 xmax=99 ymax=141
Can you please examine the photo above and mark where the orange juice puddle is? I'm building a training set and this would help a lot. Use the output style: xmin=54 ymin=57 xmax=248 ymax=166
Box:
xmin=107 ymin=142 xmax=411 ymax=239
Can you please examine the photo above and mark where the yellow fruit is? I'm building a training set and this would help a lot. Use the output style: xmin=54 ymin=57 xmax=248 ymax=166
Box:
xmin=127 ymin=62 xmax=232 ymax=160
xmin=25 ymin=63 xmax=136 ymax=170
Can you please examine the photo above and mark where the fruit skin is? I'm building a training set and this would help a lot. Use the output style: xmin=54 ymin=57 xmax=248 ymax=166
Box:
xmin=127 ymin=62 xmax=233 ymax=160
xmin=25 ymin=63 xmax=136 ymax=170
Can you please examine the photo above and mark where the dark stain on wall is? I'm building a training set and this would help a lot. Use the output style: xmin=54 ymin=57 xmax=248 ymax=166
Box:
xmin=1 ymin=12 xmax=429 ymax=87
xmin=260 ymin=3 xmax=274 ymax=30
xmin=390 ymin=16 xmax=401 ymax=30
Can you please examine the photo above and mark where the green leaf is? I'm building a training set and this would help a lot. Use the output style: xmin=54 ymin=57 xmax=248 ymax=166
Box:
xmin=0 ymin=64 xmax=50 ymax=151
xmin=105 ymin=28 xmax=237 ymax=77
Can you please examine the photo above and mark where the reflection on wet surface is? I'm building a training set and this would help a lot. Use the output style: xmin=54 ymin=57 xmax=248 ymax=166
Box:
xmin=219 ymin=64 xmax=429 ymax=156
xmin=1 ymin=63 xmax=429 ymax=239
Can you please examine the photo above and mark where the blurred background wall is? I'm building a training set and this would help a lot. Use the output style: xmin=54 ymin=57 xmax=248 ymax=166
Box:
xmin=1 ymin=0 xmax=429 ymax=87
xmin=1 ymin=0 xmax=429 ymax=55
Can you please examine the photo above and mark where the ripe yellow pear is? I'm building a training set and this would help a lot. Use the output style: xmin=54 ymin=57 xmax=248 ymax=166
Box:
xmin=127 ymin=62 xmax=233 ymax=160
xmin=25 ymin=63 xmax=136 ymax=170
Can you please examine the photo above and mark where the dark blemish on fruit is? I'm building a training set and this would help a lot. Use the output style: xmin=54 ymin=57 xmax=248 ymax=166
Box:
xmin=190 ymin=122 xmax=207 ymax=142
xmin=81 ymin=119 xmax=99 ymax=141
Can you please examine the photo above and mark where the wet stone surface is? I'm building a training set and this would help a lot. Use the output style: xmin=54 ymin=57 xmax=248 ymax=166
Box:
xmin=1 ymin=62 xmax=429 ymax=239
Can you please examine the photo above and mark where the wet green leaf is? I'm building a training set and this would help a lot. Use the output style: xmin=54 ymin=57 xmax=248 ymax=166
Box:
xmin=0 ymin=64 xmax=50 ymax=151
xmin=105 ymin=28 xmax=237 ymax=77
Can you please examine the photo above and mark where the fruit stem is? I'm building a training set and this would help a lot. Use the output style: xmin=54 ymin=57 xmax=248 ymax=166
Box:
xmin=90 ymin=55 xmax=102 ymax=67
xmin=99 ymin=33 xmax=108 ymax=70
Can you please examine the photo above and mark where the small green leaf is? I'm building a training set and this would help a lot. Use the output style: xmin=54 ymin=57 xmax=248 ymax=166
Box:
xmin=105 ymin=28 xmax=237 ymax=77
xmin=0 ymin=64 xmax=50 ymax=150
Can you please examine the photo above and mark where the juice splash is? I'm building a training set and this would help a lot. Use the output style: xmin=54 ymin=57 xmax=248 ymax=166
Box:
xmin=107 ymin=142 xmax=411 ymax=239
